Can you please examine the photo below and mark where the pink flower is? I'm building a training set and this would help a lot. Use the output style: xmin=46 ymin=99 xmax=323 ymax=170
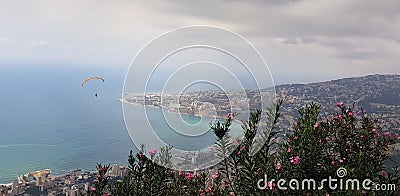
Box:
xmin=275 ymin=163 xmax=281 ymax=172
xmin=294 ymin=136 xmax=298 ymax=140
xmin=212 ymin=172 xmax=220 ymax=179
xmin=104 ymin=193 xmax=110 ymax=196
xmin=287 ymin=137 xmax=291 ymax=142
xmin=394 ymin=133 xmax=399 ymax=140
xmin=379 ymin=171 xmax=388 ymax=177
xmin=185 ymin=172 xmax=194 ymax=180
xmin=90 ymin=187 xmax=96 ymax=191
xmin=318 ymin=139 xmax=322 ymax=143
xmin=337 ymin=102 xmax=344 ymax=107
xmin=384 ymin=132 xmax=391 ymax=137
xmin=313 ymin=123 xmax=319 ymax=128
xmin=266 ymin=181 xmax=275 ymax=190
xmin=149 ymin=148 xmax=157 ymax=156
xmin=93 ymin=179 xmax=99 ymax=183
xmin=331 ymin=161 xmax=335 ymax=166
xmin=348 ymin=112 xmax=353 ymax=116
xmin=232 ymin=140 xmax=238 ymax=146
xmin=290 ymin=156 xmax=300 ymax=165
xmin=339 ymin=159 xmax=344 ymax=163
xmin=178 ymin=171 xmax=184 ymax=176
xmin=227 ymin=112 xmax=232 ymax=118
xmin=199 ymin=189 xmax=204 ymax=196
xmin=287 ymin=148 xmax=292 ymax=153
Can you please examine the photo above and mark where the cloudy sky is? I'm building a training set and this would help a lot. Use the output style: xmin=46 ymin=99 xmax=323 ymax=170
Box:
xmin=1 ymin=0 xmax=399 ymax=84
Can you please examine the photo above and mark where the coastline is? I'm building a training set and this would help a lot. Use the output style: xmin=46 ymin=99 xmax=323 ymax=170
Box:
xmin=120 ymin=98 xmax=235 ymax=121
xmin=0 ymin=167 xmax=100 ymax=188
xmin=0 ymin=182 xmax=12 ymax=187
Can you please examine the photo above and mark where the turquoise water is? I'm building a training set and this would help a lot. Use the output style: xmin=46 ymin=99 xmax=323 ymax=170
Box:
xmin=124 ymin=103 xmax=242 ymax=152
xmin=0 ymin=65 xmax=239 ymax=184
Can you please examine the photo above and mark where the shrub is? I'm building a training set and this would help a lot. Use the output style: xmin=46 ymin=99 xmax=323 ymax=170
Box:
xmin=277 ymin=102 xmax=399 ymax=195
xmin=87 ymin=101 xmax=399 ymax=195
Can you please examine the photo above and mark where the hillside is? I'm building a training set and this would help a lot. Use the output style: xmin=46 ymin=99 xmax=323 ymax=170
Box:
xmin=275 ymin=74 xmax=400 ymax=131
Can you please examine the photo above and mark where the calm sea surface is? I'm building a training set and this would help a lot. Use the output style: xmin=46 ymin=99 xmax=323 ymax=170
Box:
xmin=0 ymin=65 xmax=240 ymax=184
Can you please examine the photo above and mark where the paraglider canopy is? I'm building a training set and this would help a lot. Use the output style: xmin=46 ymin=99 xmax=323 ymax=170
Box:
xmin=81 ymin=76 xmax=104 ymax=87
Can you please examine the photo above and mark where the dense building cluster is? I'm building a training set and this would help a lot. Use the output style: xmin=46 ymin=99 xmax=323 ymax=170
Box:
xmin=274 ymin=74 xmax=400 ymax=131
xmin=0 ymin=165 xmax=128 ymax=196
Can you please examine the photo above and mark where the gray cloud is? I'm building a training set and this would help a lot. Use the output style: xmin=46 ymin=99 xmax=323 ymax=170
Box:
xmin=0 ymin=0 xmax=399 ymax=83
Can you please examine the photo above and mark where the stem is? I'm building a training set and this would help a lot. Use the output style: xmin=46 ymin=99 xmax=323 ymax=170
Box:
xmin=220 ymin=137 xmax=236 ymax=195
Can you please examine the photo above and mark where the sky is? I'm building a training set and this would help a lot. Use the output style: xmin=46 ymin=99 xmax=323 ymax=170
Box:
xmin=0 ymin=0 xmax=399 ymax=84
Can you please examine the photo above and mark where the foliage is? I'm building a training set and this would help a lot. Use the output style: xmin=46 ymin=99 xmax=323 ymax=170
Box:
xmin=86 ymin=101 xmax=399 ymax=195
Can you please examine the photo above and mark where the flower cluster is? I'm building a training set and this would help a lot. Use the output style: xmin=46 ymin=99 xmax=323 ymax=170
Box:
xmin=87 ymin=163 xmax=110 ymax=196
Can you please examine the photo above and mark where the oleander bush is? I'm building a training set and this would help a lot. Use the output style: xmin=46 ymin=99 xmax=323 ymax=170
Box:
xmin=87 ymin=101 xmax=399 ymax=195
xmin=276 ymin=102 xmax=399 ymax=195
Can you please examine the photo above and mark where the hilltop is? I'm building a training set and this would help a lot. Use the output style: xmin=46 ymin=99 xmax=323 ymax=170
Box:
xmin=275 ymin=74 xmax=400 ymax=131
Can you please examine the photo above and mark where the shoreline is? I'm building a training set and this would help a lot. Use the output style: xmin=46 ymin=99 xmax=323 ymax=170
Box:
xmin=0 ymin=182 xmax=12 ymax=187
xmin=0 ymin=168 xmax=95 ymax=187
xmin=120 ymin=98 xmax=237 ymax=121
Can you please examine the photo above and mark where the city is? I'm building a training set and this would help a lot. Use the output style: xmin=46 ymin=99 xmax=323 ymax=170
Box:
xmin=0 ymin=165 xmax=128 ymax=196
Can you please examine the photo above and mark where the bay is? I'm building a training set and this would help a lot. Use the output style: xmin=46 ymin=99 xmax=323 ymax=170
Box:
xmin=0 ymin=65 xmax=238 ymax=184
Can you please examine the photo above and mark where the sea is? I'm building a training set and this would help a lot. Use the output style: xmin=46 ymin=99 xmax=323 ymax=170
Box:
xmin=0 ymin=64 xmax=246 ymax=184
xmin=0 ymin=65 xmax=132 ymax=183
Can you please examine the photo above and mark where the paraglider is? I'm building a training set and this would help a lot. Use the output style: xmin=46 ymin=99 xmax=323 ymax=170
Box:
xmin=82 ymin=76 xmax=104 ymax=97
xmin=81 ymin=76 xmax=104 ymax=87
